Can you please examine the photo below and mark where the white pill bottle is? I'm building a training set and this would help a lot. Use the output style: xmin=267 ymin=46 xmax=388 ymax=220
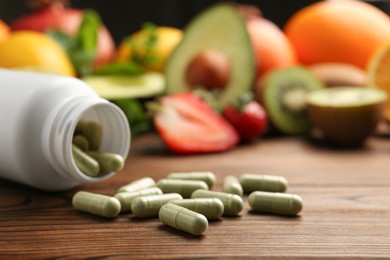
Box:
xmin=0 ymin=69 xmax=131 ymax=191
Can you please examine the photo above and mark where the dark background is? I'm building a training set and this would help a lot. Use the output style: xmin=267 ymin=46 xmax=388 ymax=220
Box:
xmin=1 ymin=0 xmax=390 ymax=45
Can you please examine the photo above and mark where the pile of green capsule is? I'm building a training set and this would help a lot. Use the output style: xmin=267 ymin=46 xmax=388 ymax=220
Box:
xmin=72 ymin=120 xmax=125 ymax=177
xmin=72 ymin=172 xmax=303 ymax=236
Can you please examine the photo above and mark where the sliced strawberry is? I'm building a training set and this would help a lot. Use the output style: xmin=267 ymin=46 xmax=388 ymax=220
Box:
xmin=153 ymin=92 xmax=239 ymax=154
xmin=223 ymin=100 xmax=268 ymax=142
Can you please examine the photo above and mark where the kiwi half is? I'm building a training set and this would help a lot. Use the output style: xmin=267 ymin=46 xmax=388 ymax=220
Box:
xmin=307 ymin=87 xmax=387 ymax=147
xmin=165 ymin=4 xmax=255 ymax=110
xmin=257 ymin=66 xmax=324 ymax=135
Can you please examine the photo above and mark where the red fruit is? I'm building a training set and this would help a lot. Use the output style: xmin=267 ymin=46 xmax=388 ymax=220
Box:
xmin=11 ymin=2 xmax=115 ymax=67
xmin=223 ymin=100 xmax=267 ymax=142
xmin=153 ymin=92 xmax=239 ymax=154
xmin=246 ymin=17 xmax=297 ymax=77
xmin=186 ymin=49 xmax=230 ymax=90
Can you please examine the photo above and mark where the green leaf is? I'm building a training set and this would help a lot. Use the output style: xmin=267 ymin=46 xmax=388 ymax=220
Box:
xmin=232 ymin=92 xmax=254 ymax=111
xmin=46 ymin=30 xmax=77 ymax=50
xmin=77 ymin=9 xmax=101 ymax=52
xmin=124 ymin=22 xmax=160 ymax=68
xmin=70 ymin=49 xmax=96 ymax=76
xmin=86 ymin=22 xmax=161 ymax=77
xmin=113 ymin=99 xmax=152 ymax=136
xmin=46 ymin=9 xmax=101 ymax=76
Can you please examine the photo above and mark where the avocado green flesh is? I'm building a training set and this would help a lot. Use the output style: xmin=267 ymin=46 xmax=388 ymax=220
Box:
xmin=165 ymin=4 xmax=255 ymax=109
xmin=82 ymin=72 xmax=165 ymax=100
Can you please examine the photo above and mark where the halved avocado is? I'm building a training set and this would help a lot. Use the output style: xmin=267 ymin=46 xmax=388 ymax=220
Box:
xmin=165 ymin=4 xmax=255 ymax=110
xmin=82 ymin=72 xmax=165 ymax=100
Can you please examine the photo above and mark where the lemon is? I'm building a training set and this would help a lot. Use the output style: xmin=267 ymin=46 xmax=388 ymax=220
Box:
xmin=116 ymin=26 xmax=183 ymax=72
xmin=0 ymin=31 xmax=76 ymax=77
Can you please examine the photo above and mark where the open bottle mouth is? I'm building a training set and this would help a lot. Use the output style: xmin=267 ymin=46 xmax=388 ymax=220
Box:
xmin=70 ymin=101 xmax=131 ymax=182
xmin=46 ymin=96 xmax=131 ymax=183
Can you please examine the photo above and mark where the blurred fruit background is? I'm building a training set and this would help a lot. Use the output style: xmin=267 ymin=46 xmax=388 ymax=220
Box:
xmin=0 ymin=0 xmax=322 ymax=44
xmin=1 ymin=0 xmax=390 ymax=154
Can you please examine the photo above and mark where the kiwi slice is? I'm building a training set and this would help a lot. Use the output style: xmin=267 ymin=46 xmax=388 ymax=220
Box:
xmin=258 ymin=66 xmax=324 ymax=135
xmin=307 ymin=87 xmax=387 ymax=146
xmin=165 ymin=4 xmax=255 ymax=109
xmin=82 ymin=72 xmax=165 ymax=100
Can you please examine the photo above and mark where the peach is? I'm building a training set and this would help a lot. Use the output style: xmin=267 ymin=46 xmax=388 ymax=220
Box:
xmin=246 ymin=17 xmax=297 ymax=77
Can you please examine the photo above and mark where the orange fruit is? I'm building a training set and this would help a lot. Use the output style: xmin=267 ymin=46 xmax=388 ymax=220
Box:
xmin=0 ymin=31 xmax=75 ymax=77
xmin=117 ymin=26 xmax=183 ymax=72
xmin=367 ymin=40 xmax=390 ymax=118
xmin=284 ymin=0 xmax=390 ymax=69
xmin=0 ymin=20 xmax=10 ymax=44
xmin=247 ymin=17 xmax=296 ymax=77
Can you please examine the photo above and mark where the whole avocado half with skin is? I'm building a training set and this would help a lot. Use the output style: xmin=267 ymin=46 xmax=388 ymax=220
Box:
xmin=164 ymin=4 xmax=255 ymax=110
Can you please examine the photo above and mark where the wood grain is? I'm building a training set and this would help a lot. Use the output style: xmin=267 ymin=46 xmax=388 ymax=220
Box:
xmin=1 ymin=134 xmax=390 ymax=259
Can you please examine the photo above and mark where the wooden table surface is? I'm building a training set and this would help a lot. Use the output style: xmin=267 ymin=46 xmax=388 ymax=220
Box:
xmin=1 ymin=133 xmax=390 ymax=259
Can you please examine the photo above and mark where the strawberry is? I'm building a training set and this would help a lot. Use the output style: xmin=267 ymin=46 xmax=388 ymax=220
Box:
xmin=223 ymin=98 xmax=267 ymax=142
xmin=153 ymin=92 xmax=239 ymax=154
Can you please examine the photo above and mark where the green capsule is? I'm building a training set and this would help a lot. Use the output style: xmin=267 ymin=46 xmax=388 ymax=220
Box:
xmin=223 ymin=176 xmax=243 ymax=197
xmin=86 ymin=151 xmax=125 ymax=174
xmin=72 ymin=135 xmax=90 ymax=151
xmin=159 ymin=203 xmax=208 ymax=236
xmin=191 ymin=190 xmax=243 ymax=216
xmin=117 ymin=177 xmax=156 ymax=193
xmin=114 ymin=187 xmax=163 ymax=212
xmin=131 ymin=193 xmax=183 ymax=218
xmin=72 ymin=191 xmax=121 ymax=218
xmin=72 ymin=144 xmax=100 ymax=177
xmin=74 ymin=120 xmax=86 ymax=135
xmin=240 ymin=174 xmax=288 ymax=193
xmin=248 ymin=191 xmax=303 ymax=216
xmin=80 ymin=121 xmax=102 ymax=151
xmin=157 ymin=179 xmax=209 ymax=198
xmin=167 ymin=171 xmax=216 ymax=189
xmin=170 ymin=198 xmax=224 ymax=220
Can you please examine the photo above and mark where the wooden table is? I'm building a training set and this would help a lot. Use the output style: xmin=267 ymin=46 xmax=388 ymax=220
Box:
xmin=1 ymin=133 xmax=390 ymax=259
